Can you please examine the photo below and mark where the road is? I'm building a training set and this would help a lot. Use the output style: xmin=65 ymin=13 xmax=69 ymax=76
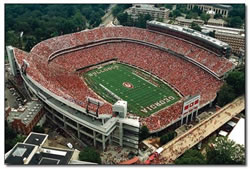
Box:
xmin=101 ymin=4 xmax=116 ymax=27
xmin=152 ymin=96 xmax=245 ymax=164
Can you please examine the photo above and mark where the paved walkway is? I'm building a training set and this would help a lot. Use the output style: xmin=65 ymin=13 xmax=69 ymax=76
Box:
xmin=153 ymin=96 xmax=245 ymax=164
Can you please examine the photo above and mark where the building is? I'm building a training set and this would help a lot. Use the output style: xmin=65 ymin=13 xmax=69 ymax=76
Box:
xmin=5 ymin=45 xmax=140 ymax=151
xmin=175 ymin=17 xmax=204 ymax=27
xmin=6 ymin=24 xmax=235 ymax=153
xmin=127 ymin=4 xmax=170 ymax=20
xmin=187 ymin=4 xmax=232 ymax=18
xmin=201 ymin=25 xmax=245 ymax=55
xmin=5 ymin=132 xmax=91 ymax=165
xmin=228 ymin=118 xmax=245 ymax=146
xmin=6 ymin=100 xmax=46 ymax=135
xmin=207 ymin=18 xmax=226 ymax=27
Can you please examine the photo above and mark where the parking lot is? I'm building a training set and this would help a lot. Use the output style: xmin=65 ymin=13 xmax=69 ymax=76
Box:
xmin=5 ymin=82 xmax=26 ymax=109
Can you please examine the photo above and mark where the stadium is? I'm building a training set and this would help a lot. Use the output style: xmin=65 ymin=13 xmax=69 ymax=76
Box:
xmin=7 ymin=20 xmax=235 ymax=150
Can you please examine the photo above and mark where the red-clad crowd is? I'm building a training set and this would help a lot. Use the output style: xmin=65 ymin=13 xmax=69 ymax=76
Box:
xmin=14 ymin=26 xmax=232 ymax=132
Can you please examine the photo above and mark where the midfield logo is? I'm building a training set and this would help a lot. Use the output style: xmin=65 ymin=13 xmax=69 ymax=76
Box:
xmin=123 ymin=82 xmax=134 ymax=89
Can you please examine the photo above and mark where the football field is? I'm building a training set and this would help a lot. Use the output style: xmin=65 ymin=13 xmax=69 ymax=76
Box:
xmin=84 ymin=63 xmax=180 ymax=117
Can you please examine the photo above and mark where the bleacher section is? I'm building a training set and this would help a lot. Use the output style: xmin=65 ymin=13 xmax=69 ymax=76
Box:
xmin=13 ymin=26 xmax=232 ymax=132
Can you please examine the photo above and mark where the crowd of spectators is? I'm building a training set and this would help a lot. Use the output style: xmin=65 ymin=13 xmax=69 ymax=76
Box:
xmin=31 ymin=26 xmax=234 ymax=77
xmin=14 ymin=26 xmax=232 ymax=132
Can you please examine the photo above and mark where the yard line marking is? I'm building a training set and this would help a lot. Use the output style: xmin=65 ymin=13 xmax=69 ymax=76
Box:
xmin=132 ymin=73 xmax=157 ymax=87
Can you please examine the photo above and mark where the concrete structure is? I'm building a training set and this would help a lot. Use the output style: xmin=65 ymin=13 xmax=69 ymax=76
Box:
xmin=187 ymin=4 xmax=232 ymax=18
xmin=5 ymin=132 xmax=80 ymax=165
xmin=201 ymin=25 xmax=245 ymax=55
xmin=127 ymin=4 xmax=170 ymax=20
xmin=175 ymin=17 xmax=204 ymax=27
xmin=6 ymin=100 xmax=45 ymax=135
xmin=207 ymin=18 xmax=226 ymax=27
xmin=147 ymin=20 xmax=232 ymax=58
xmin=154 ymin=96 xmax=245 ymax=164
xmin=6 ymin=46 xmax=140 ymax=151
xmin=6 ymin=46 xmax=18 ymax=76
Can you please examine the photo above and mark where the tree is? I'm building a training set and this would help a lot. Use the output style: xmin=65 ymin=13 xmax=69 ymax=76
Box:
xmin=172 ymin=9 xmax=182 ymax=18
xmin=200 ymin=12 xmax=210 ymax=23
xmin=175 ymin=149 xmax=206 ymax=164
xmin=160 ymin=131 xmax=176 ymax=145
xmin=5 ymin=122 xmax=26 ymax=153
xmin=228 ymin=16 xmax=243 ymax=28
xmin=186 ymin=11 xmax=198 ymax=19
xmin=32 ymin=125 xmax=45 ymax=133
xmin=79 ymin=147 xmax=101 ymax=164
xmin=229 ymin=4 xmax=245 ymax=20
xmin=192 ymin=5 xmax=202 ymax=16
xmin=191 ymin=22 xmax=201 ymax=32
xmin=160 ymin=134 xmax=169 ymax=145
xmin=117 ymin=12 xmax=128 ymax=25
xmin=208 ymin=31 xmax=215 ymax=38
xmin=165 ymin=4 xmax=173 ymax=10
xmin=139 ymin=125 xmax=149 ymax=141
xmin=217 ymin=83 xmax=236 ymax=107
xmin=214 ymin=13 xmax=222 ymax=19
xmin=5 ymin=4 xmax=109 ymax=52
xmin=72 ymin=11 xmax=87 ymax=31
xmin=112 ymin=5 xmax=122 ymax=18
xmin=5 ymin=122 xmax=17 ymax=140
xmin=24 ymin=35 xmax=37 ymax=51
xmin=169 ymin=9 xmax=182 ymax=19
xmin=5 ymin=30 xmax=20 ymax=48
xmin=225 ymin=71 xmax=245 ymax=95
xmin=176 ymin=4 xmax=188 ymax=13
xmin=206 ymin=137 xmax=245 ymax=164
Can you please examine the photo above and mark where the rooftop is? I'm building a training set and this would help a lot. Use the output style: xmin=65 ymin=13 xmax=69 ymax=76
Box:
xmin=5 ymin=143 xmax=37 ymax=164
xmin=132 ymin=4 xmax=168 ymax=12
xmin=208 ymin=18 xmax=226 ymax=24
xmin=7 ymin=100 xmax=43 ymax=125
xmin=148 ymin=20 xmax=229 ymax=47
xmin=176 ymin=17 xmax=204 ymax=23
xmin=5 ymin=132 xmax=74 ymax=165
xmin=213 ymin=4 xmax=232 ymax=9
xmin=24 ymin=132 xmax=48 ymax=146
xmin=29 ymin=147 xmax=73 ymax=165
xmin=19 ymin=101 xmax=43 ymax=125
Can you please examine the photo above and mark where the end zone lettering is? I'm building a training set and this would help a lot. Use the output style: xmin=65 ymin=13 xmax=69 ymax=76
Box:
xmin=141 ymin=96 xmax=175 ymax=113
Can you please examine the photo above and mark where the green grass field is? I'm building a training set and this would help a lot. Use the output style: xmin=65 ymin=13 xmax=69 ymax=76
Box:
xmin=84 ymin=63 xmax=181 ymax=117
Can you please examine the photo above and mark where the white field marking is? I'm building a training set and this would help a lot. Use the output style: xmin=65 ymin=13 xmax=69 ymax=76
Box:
xmin=132 ymin=73 xmax=157 ymax=87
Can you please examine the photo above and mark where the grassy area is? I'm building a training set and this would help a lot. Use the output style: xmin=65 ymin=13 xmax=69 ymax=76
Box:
xmin=84 ymin=63 xmax=180 ymax=117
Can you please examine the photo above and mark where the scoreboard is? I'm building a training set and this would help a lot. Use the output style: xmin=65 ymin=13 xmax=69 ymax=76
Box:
xmin=182 ymin=95 xmax=200 ymax=115
xmin=181 ymin=95 xmax=200 ymax=125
